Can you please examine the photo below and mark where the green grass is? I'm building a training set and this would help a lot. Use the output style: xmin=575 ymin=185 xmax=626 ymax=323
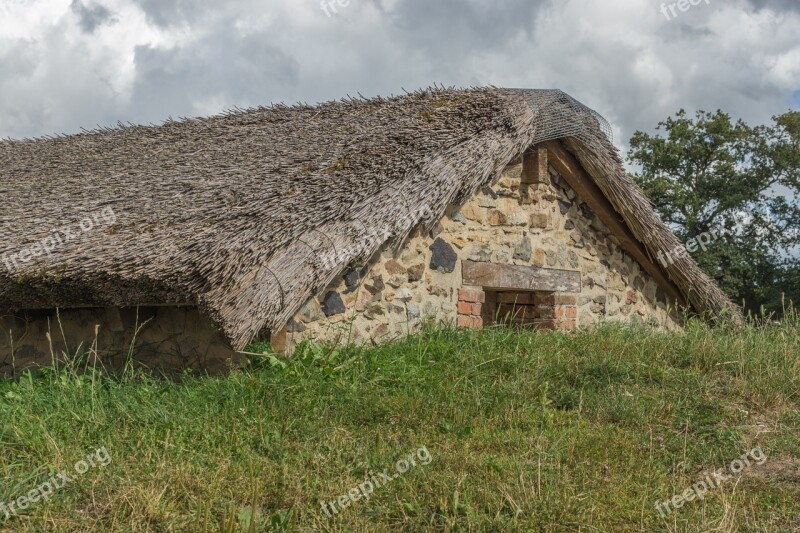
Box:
xmin=1 ymin=316 xmax=799 ymax=532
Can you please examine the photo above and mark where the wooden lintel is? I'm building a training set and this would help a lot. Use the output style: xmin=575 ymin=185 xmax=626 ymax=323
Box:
xmin=462 ymin=261 xmax=581 ymax=293
xmin=543 ymin=140 xmax=686 ymax=306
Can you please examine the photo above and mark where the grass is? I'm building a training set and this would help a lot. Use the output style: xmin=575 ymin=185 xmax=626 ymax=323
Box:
xmin=1 ymin=315 xmax=799 ymax=531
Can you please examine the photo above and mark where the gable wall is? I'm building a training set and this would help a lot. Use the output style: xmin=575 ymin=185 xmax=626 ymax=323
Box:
xmin=275 ymin=159 xmax=683 ymax=351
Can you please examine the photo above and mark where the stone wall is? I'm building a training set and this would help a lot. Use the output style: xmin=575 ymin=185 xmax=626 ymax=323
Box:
xmin=274 ymin=159 xmax=683 ymax=352
xmin=0 ymin=306 xmax=244 ymax=376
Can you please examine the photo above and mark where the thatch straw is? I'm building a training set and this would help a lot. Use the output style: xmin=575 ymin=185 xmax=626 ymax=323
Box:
xmin=0 ymin=87 xmax=741 ymax=350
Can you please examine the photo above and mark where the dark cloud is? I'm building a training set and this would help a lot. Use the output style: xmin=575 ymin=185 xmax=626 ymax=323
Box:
xmin=0 ymin=0 xmax=797 ymax=151
xmin=70 ymin=0 xmax=115 ymax=33
xmin=380 ymin=0 xmax=543 ymax=55
xmin=128 ymin=0 xmax=210 ymax=27
xmin=130 ymin=22 xmax=298 ymax=123
xmin=745 ymin=0 xmax=800 ymax=12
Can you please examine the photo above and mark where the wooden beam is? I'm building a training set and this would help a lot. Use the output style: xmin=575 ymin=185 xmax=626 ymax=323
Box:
xmin=543 ymin=140 xmax=686 ymax=306
xmin=521 ymin=146 xmax=548 ymax=185
xmin=462 ymin=261 xmax=581 ymax=292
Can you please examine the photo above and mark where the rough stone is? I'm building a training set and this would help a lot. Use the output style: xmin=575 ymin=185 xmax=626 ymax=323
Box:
xmin=564 ymin=220 xmax=575 ymax=230
xmin=285 ymin=319 xmax=306 ymax=333
xmin=372 ymin=324 xmax=389 ymax=338
xmin=557 ymin=199 xmax=572 ymax=214
xmin=406 ymin=303 xmax=421 ymax=320
xmin=498 ymin=174 xmax=519 ymax=188
xmin=385 ymin=260 xmax=406 ymax=276
xmin=321 ymin=292 xmax=346 ymax=317
xmin=488 ymin=210 xmax=507 ymax=225
xmin=298 ymin=299 xmax=323 ymax=323
xmin=451 ymin=237 xmax=467 ymax=249
xmin=356 ymin=290 xmax=374 ymax=311
xmin=532 ymin=248 xmax=546 ymax=267
xmin=450 ymin=210 xmax=467 ymax=225
xmin=530 ymin=213 xmax=549 ymax=229
xmin=656 ymin=286 xmax=666 ymax=304
xmin=407 ymin=264 xmax=425 ymax=282
xmin=396 ymin=288 xmax=414 ymax=302
xmin=428 ymin=286 xmax=448 ymax=298
xmin=365 ymin=275 xmax=385 ymax=294
xmin=644 ymin=284 xmax=657 ymax=302
xmin=364 ymin=304 xmax=385 ymax=319
xmin=387 ymin=275 xmax=405 ymax=288
xmin=568 ymin=250 xmax=579 ymax=268
xmin=429 ymin=238 xmax=458 ymax=273
xmin=462 ymin=204 xmax=485 ymax=223
xmin=468 ymin=244 xmax=493 ymax=262
xmin=579 ymin=203 xmax=596 ymax=220
xmin=513 ymin=237 xmax=532 ymax=261
xmin=344 ymin=266 xmax=368 ymax=294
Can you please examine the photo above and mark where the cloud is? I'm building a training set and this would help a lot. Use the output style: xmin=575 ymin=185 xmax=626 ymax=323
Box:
xmin=0 ymin=0 xmax=798 ymax=156
xmin=70 ymin=0 xmax=115 ymax=33
xmin=130 ymin=22 xmax=298 ymax=122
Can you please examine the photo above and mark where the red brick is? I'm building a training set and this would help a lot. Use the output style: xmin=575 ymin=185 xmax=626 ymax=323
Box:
xmin=558 ymin=319 xmax=577 ymax=330
xmin=555 ymin=294 xmax=577 ymax=306
xmin=458 ymin=288 xmax=485 ymax=304
xmin=565 ymin=307 xmax=578 ymax=319
xmin=470 ymin=303 xmax=483 ymax=316
xmin=458 ymin=315 xmax=483 ymax=329
xmin=554 ymin=307 xmax=564 ymax=318
xmin=457 ymin=301 xmax=473 ymax=315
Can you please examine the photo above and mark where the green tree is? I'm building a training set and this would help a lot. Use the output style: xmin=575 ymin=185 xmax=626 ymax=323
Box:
xmin=628 ymin=109 xmax=800 ymax=315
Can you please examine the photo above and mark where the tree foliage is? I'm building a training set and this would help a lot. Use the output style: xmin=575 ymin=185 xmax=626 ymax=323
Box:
xmin=628 ymin=109 xmax=800 ymax=315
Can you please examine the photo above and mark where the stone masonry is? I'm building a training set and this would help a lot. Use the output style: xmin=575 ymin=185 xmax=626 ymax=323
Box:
xmin=275 ymin=155 xmax=683 ymax=352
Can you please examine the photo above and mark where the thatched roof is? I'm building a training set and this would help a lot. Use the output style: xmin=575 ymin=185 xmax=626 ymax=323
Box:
xmin=0 ymin=87 xmax=741 ymax=350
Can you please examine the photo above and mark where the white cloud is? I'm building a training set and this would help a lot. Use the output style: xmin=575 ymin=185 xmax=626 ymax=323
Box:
xmin=0 ymin=0 xmax=797 ymax=156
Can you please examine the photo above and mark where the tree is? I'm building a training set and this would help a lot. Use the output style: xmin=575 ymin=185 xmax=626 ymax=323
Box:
xmin=628 ymin=109 xmax=800 ymax=315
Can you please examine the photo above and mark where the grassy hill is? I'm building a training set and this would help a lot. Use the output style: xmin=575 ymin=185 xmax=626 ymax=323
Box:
xmin=1 ymin=316 xmax=799 ymax=531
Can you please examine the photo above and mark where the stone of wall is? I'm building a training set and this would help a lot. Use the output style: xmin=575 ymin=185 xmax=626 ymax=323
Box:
xmin=0 ymin=306 xmax=244 ymax=376
xmin=278 ymin=159 xmax=683 ymax=351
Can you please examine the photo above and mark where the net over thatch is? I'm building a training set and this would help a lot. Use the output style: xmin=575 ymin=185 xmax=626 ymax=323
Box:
xmin=0 ymin=87 xmax=741 ymax=350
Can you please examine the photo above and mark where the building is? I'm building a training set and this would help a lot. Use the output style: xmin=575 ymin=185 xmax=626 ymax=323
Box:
xmin=0 ymin=88 xmax=740 ymax=373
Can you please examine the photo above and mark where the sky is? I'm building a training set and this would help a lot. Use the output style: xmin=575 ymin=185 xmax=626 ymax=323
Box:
xmin=0 ymin=0 xmax=798 ymax=157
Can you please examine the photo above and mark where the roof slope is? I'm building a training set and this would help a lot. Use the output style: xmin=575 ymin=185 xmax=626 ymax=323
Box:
xmin=0 ymin=88 xmax=741 ymax=349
